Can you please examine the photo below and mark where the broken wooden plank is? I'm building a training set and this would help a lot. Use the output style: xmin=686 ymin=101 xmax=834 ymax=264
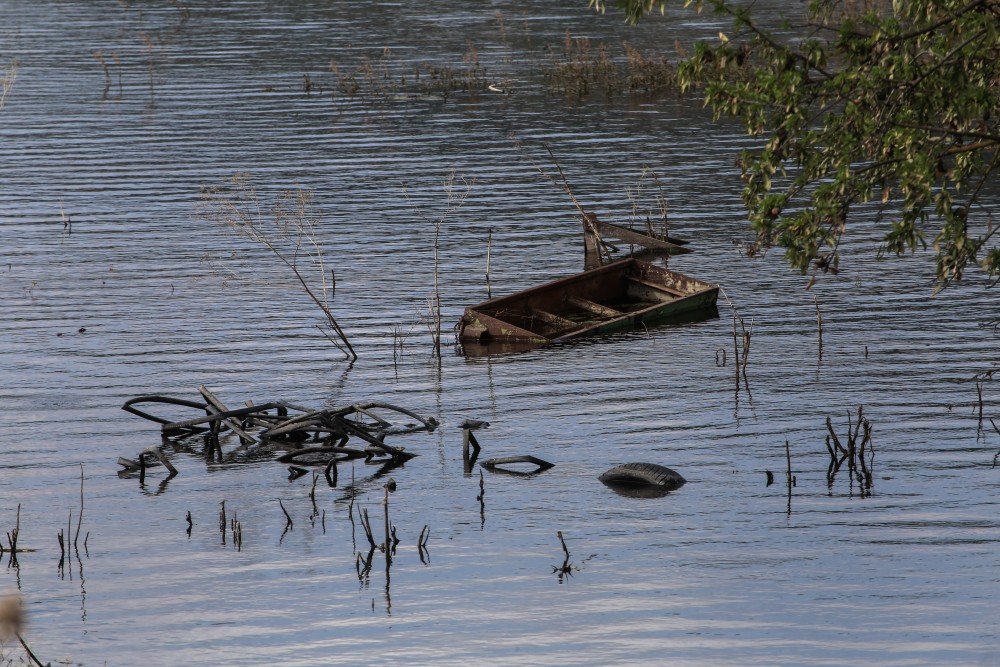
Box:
xmin=199 ymin=385 xmax=257 ymax=445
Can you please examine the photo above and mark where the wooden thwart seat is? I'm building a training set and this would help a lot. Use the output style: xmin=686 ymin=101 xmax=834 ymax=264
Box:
xmin=566 ymin=295 xmax=623 ymax=318
xmin=530 ymin=308 xmax=578 ymax=331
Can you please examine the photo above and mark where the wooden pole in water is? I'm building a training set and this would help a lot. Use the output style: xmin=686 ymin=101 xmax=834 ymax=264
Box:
xmin=813 ymin=296 xmax=823 ymax=360
xmin=486 ymin=227 xmax=492 ymax=299
xmin=74 ymin=464 xmax=84 ymax=550
xmin=785 ymin=440 xmax=793 ymax=514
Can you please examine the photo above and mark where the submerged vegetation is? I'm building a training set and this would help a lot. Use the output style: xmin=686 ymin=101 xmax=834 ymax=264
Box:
xmin=324 ymin=45 xmax=490 ymax=104
xmin=543 ymin=33 xmax=677 ymax=99
xmin=302 ymin=32 xmax=678 ymax=105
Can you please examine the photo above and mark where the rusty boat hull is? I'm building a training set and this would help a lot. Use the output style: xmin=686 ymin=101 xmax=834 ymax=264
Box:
xmin=458 ymin=258 xmax=719 ymax=345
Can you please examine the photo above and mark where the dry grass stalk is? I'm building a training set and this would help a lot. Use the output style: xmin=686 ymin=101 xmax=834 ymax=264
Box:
xmin=720 ymin=288 xmax=752 ymax=393
xmin=74 ymin=464 xmax=84 ymax=551
xmin=200 ymin=173 xmax=356 ymax=360
xmin=420 ymin=172 xmax=472 ymax=356
xmin=625 ymin=167 xmax=671 ymax=243
xmin=814 ymin=296 xmax=823 ymax=359
xmin=0 ymin=60 xmax=17 ymax=112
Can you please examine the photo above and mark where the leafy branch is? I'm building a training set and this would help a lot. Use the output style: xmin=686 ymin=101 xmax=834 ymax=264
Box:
xmin=590 ymin=0 xmax=1000 ymax=289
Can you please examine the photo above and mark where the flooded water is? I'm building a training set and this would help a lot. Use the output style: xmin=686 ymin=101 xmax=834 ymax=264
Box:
xmin=2 ymin=2 xmax=999 ymax=665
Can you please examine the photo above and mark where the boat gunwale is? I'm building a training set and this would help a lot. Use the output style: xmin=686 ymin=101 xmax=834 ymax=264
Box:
xmin=462 ymin=258 xmax=715 ymax=313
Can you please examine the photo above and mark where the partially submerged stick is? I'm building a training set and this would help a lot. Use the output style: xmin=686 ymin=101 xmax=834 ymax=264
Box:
xmin=814 ymin=296 xmax=823 ymax=360
xmin=74 ymin=464 xmax=84 ymax=550
xmin=278 ymin=499 xmax=293 ymax=531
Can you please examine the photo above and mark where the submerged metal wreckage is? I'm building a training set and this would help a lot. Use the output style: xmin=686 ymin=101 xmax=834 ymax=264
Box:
xmin=118 ymin=386 xmax=439 ymax=479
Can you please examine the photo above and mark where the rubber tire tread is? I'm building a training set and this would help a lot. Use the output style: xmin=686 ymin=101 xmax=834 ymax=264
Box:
xmin=599 ymin=462 xmax=686 ymax=489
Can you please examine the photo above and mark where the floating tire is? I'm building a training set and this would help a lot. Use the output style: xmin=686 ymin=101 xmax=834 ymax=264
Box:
xmin=599 ymin=462 xmax=686 ymax=491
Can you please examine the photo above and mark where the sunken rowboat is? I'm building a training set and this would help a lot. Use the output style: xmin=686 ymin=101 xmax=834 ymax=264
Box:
xmin=458 ymin=258 xmax=719 ymax=344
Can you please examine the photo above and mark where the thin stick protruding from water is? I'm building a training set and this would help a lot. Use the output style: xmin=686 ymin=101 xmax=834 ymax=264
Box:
xmin=74 ymin=464 xmax=84 ymax=550
xmin=278 ymin=499 xmax=293 ymax=531
xmin=486 ymin=227 xmax=493 ymax=299
xmin=814 ymin=295 xmax=823 ymax=360
xmin=785 ymin=439 xmax=793 ymax=515
xmin=383 ymin=487 xmax=390 ymax=554
xmin=720 ymin=288 xmax=752 ymax=394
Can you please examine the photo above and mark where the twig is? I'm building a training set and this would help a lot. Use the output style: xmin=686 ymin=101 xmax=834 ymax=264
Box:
xmin=785 ymin=440 xmax=793 ymax=515
xmin=478 ymin=470 xmax=485 ymax=527
xmin=15 ymin=631 xmax=46 ymax=667
xmin=813 ymin=295 xmax=823 ymax=360
xmin=740 ymin=317 xmax=753 ymax=392
xmin=324 ymin=457 xmax=338 ymax=487
xmin=486 ymin=227 xmax=493 ymax=299
xmin=554 ymin=531 xmax=574 ymax=579
xmin=383 ymin=486 xmax=391 ymax=552
xmin=359 ymin=507 xmax=376 ymax=548
xmin=74 ymin=464 xmax=84 ymax=550
xmin=278 ymin=499 xmax=294 ymax=530
xmin=976 ymin=381 xmax=984 ymax=427
xmin=991 ymin=418 xmax=1000 ymax=466
xmin=200 ymin=175 xmax=357 ymax=360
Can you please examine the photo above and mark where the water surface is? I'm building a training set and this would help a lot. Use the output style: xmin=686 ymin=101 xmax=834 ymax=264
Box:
xmin=1 ymin=2 xmax=999 ymax=665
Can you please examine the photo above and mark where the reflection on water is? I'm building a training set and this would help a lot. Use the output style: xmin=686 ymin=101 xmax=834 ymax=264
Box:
xmin=1 ymin=1 xmax=999 ymax=665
